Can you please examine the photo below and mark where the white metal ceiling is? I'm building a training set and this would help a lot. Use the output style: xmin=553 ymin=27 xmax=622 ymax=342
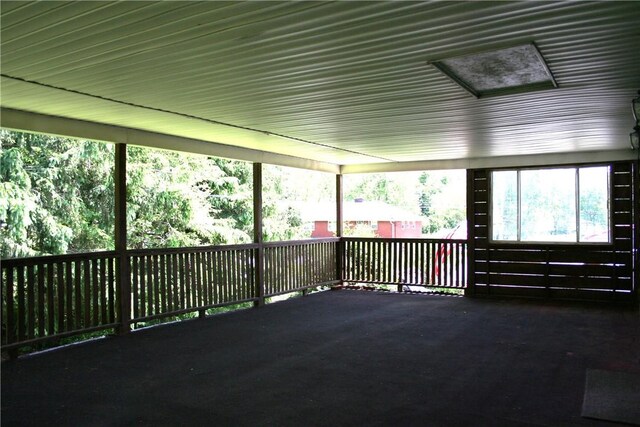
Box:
xmin=1 ymin=1 xmax=639 ymax=169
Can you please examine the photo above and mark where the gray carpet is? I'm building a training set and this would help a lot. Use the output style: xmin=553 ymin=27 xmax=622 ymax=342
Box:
xmin=2 ymin=291 xmax=639 ymax=426
xmin=582 ymin=369 xmax=640 ymax=425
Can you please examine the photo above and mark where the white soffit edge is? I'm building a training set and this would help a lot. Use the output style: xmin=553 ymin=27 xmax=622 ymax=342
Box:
xmin=0 ymin=108 xmax=341 ymax=174
xmin=340 ymin=150 xmax=636 ymax=174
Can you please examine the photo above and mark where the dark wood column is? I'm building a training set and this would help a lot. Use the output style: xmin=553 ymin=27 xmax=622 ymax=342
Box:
xmin=253 ymin=163 xmax=265 ymax=306
xmin=115 ymin=143 xmax=131 ymax=333
xmin=465 ymin=169 xmax=476 ymax=297
xmin=336 ymin=174 xmax=344 ymax=285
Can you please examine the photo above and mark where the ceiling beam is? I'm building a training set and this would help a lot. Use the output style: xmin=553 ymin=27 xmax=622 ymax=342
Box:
xmin=3 ymin=107 xmax=635 ymax=175
xmin=0 ymin=108 xmax=341 ymax=174
xmin=340 ymin=150 xmax=636 ymax=174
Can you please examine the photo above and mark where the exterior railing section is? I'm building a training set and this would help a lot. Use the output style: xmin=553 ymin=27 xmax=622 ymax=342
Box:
xmin=1 ymin=239 xmax=341 ymax=352
xmin=2 ymin=237 xmax=465 ymax=352
xmin=343 ymin=237 xmax=467 ymax=289
xmin=128 ymin=244 xmax=259 ymax=323
xmin=264 ymin=238 xmax=339 ymax=297
xmin=1 ymin=251 xmax=119 ymax=351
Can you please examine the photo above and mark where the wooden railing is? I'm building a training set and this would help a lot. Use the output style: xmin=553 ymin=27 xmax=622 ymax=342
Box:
xmin=1 ymin=238 xmax=340 ymax=352
xmin=1 ymin=251 xmax=119 ymax=350
xmin=128 ymin=244 xmax=259 ymax=323
xmin=264 ymin=238 xmax=339 ymax=297
xmin=2 ymin=237 xmax=462 ymax=352
xmin=343 ymin=237 xmax=467 ymax=289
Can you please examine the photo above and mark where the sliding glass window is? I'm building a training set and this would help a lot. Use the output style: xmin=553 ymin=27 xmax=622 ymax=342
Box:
xmin=491 ymin=166 xmax=609 ymax=243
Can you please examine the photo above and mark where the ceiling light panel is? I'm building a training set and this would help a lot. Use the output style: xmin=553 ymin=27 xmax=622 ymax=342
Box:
xmin=430 ymin=43 xmax=557 ymax=98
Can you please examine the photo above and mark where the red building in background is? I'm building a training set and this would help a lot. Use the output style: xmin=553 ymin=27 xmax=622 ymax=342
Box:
xmin=302 ymin=199 xmax=423 ymax=238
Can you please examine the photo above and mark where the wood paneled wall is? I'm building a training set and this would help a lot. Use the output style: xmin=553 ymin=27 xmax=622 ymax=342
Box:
xmin=467 ymin=161 xmax=637 ymax=302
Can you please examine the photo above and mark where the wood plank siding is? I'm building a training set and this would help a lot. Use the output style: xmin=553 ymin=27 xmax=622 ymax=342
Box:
xmin=468 ymin=161 xmax=637 ymax=302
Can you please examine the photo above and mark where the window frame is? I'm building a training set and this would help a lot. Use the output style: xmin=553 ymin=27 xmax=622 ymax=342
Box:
xmin=489 ymin=164 xmax=612 ymax=245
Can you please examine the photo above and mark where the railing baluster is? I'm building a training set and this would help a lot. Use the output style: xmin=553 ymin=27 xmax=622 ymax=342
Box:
xmin=166 ymin=254 xmax=174 ymax=312
xmin=220 ymin=250 xmax=227 ymax=304
xmin=37 ymin=263 xmax=45 ymax=338
xmin=236 ymin=250 xmax=243 ymax=301
xmin=17 ymin=267 xmax=25 ymax=342
xmin=160 ymin=254 xmax=167 ymax=314
xmin=99 ymin=258 xmax=107 ymax=325
xmin=149 ymin=255 xmax=156 ymax=315
xmin=230 ymin=250 xmax=237 ymax=301
xmin=27 ymin=265 xmax=36 ymax=340
xmin=196 ymin=251 xmax=203 ymax=308
xmin=65 ymin=262 xmax=73 ymax=331
xmin=286 ymin=246 xmax=299 ymax=289
xmin=47 ymin=262 xmax=55 ymax=336
xmin=83 ymin=259 xmax=91 ymax=328
xmin=92 ymin=259 xmax=99 ymax=327
xmin=140 ymin=256 xmax=147 ymax=318
xmin=343 ymin=241 xmax=349 ymax=282
xmin=289 ymin=246 xmax=295 ymax=290
xmin=172 ymin=253 xmax=179 ymax=310
xmin=154 ymin=255 xmax=161 ymax=316
xmin=238 ymin=249 xmax=244 ymax=302
xmin=73 ymin=262 xmax=82 ymax=331
xmin=108 ymin=257 xmax=115 ymax=323
xmin=203 ymin=251 xmax=210 ymax=306
xmin=279 ymin=246 xmax=285 ymax=293
xmin=264 ymin=248 xmax=270 ymax=295
xmin=132 ymin=257 xmax=139 ymax=319
xmin=57 ymin=261 xmax=65 ymax=333
xmin=182 ymin=253 xmax=189 ymax=308
xmin=209 ymin=250 xmax=216 ymax=305
xmin=178 ymin=253 xmax=185 ymax=310
xmin=6 ymin=268 xmax=15 ymax=345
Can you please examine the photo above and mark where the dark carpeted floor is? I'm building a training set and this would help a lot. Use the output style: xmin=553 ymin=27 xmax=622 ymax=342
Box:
xmin=2 ymin=290 xmax=639 ymax=426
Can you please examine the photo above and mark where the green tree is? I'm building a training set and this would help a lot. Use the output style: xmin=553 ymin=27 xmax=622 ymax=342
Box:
xmin=126 ymin=147 xmax=253 ymax=248
xmin=346 ymin=173 xmax=417 ymax=208
xmin=419 ymin=172 xmax=465 ymax=235
xmin=262 ymin=165 xmax=306 ymax=241
xmin=1 ymin=130 xmax=256 ymax=257
xmin=1 ymin=130 xmax=114 ymax=258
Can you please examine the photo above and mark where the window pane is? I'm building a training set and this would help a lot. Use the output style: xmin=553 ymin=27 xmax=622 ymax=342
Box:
xmin=491 ymin=171 xmax=518 ymax=241
xmin=521 ymin=169 xmax=576 ymax=242
xmin=579 ymin=166 xmax=609 ymax=242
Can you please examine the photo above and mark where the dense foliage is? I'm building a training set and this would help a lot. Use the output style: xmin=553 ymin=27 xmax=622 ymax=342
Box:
xmin=1 ymin=130 xmax=467 ymax=258
xmin=125 ymin=146 xmax=254 ymax=249
xmin=0 ymin=131 xmax=258 ymax=257
xmin=1 ymin=130 xmax=114 ymax=257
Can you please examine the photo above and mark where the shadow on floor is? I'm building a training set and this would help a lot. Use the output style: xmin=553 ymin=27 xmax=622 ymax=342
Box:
xmin=2 ymin=290 xmax=638 ymax=426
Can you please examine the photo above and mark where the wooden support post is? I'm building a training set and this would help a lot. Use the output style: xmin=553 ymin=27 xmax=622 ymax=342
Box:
xmin=336 ymin=174 xmax=344 ymax=286
xmin=634 ymin=159 xmax=639 ymax=304
xmin=115 ymin=143 xmax=131 ymax=334
xmin=464 ymin=169 xmax=476 ymax=297
xmin=253 ymin=163 xmax=265 ymax=307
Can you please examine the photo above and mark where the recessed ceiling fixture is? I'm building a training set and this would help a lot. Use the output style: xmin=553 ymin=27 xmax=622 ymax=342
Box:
xmin=429 ymin=43 xmax=557 ymax=98
xmin=630 ymin=90 xmax=640 ymax=150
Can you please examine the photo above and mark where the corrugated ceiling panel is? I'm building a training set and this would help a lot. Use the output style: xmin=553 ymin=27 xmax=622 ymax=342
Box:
xmin=1 ymin=1 xmax=639 ymax=165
